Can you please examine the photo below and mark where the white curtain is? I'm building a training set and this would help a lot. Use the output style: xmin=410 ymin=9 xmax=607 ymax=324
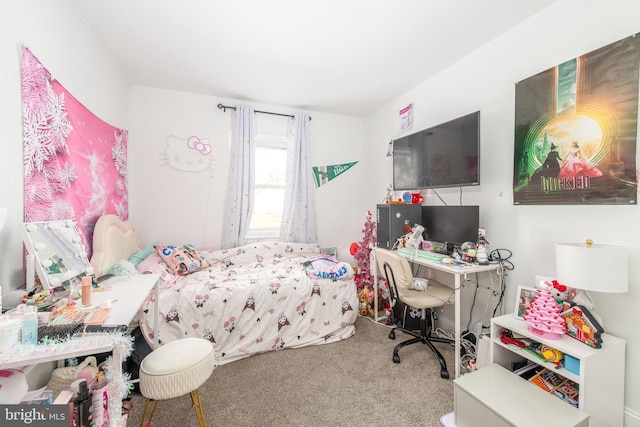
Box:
xmin=279 ymin=113 xmax=317 ymax=243
xmin=221 ymin=105 xmax=256 ymax=249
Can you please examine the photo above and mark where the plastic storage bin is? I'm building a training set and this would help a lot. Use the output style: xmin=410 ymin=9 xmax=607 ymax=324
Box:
xmin=565 ymin=354 xmax=580 ymax=375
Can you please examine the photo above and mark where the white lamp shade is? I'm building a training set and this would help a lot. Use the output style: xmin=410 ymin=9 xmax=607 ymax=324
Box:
xmin=555 ymin=242 xmax=628 ymax=293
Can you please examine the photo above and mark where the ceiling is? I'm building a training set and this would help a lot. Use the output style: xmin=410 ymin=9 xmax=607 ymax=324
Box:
xmin=70 ymin=0 xmax=557 ymax=118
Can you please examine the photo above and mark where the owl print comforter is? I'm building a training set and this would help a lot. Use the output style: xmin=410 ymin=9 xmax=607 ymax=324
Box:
xmin=138 ymin=242 xmax=359 ymax=365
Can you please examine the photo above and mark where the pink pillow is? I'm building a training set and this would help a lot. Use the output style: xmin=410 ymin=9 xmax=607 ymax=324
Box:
xmin=136 ymin=252 xmax=176 ymax=281
xmin=155 ymin=244 xmax=210 ymax=276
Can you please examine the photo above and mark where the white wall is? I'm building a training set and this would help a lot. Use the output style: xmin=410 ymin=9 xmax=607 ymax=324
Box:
xmin=128 ymin=86 xmax=368 ymax=258
xmin=0 ymin=1 xmax=130 ymax=296
xmin=364 ymin=0 xmax=640 ymax=422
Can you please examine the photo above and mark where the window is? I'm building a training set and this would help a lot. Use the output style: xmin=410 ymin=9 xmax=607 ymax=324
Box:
xmin=246 ymin=134 xmax=288 ymax=240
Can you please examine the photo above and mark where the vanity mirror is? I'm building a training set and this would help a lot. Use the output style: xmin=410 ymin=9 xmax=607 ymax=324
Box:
xmin=23 ymin=220 xmax=93 ymax=291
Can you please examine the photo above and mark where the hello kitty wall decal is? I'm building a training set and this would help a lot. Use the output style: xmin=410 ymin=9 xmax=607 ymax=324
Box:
xmin=187 ymin=135 xmax=212 ymax=155
xmin=161 ymin=135 xmax=215 ymax=174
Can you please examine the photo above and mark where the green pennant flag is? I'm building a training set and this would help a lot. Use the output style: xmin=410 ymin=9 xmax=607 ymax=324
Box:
xmin=313 ymin=161 xmax=358 ymax=187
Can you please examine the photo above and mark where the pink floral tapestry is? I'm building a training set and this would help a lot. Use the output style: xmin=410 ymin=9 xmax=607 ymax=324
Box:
xmin=21 ymin=47 xmax=128 ymax=258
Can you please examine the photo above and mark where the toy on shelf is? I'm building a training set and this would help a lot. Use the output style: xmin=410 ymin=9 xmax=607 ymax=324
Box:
xmin=524 ymin=289 xmax=567 ymax=340
xmin=560 ymin=301 xmax=604 ymax=349
xmin=500 ymin=330 xmax=527 ymax=348
xmin=535 ymin=278 xmax=571 ymax=302
xmin=540 ymin=345 xmax=564 ymax=367
xmin=521 ymin=343 xmax=550 ymax=364
xmin=529 ymin=368 xmax=580 ymax=407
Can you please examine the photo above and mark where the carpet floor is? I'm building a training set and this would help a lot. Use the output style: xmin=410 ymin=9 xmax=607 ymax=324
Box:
xmin=125 ymin=315 xmax=455 ymax=427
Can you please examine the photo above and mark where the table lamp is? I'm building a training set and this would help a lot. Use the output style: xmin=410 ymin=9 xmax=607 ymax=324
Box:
xmin=555 ymin=239 xmax=628 ymax=325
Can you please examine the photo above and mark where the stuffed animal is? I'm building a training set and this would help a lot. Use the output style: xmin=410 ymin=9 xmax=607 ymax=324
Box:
xmin=357 ymin=287 xmax=376 ymax=317
xmin=367 ymin=289 xmax=376 ymax=317
xmin=536 ymin=278 xmax=571 ymax=302
xmin=358 ymin=287 xmax=370 ymax=316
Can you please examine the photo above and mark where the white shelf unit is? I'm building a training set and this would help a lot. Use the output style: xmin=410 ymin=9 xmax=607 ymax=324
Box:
xmin=490 ymin=314 xmax=625 ymax=427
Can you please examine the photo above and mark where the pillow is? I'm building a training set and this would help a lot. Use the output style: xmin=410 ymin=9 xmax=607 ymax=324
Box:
xmin=155 ymin=244 xmax=210 ymax=276
xmin=108 ymin=259 xmax=139 ymax=276
xmin=129 ymin=241 xmax=161 ymax=266
xmin=136 ymin=252 xmax=176 ymax=281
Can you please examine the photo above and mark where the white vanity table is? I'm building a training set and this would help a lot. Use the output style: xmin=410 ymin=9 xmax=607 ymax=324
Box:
xmin=0 ymin=274 xmax=159 ymax=368
xmin=0 ymin=273 xmax=159 ymax=422
xmin=86 ymin=274 xmax=160 ymax=349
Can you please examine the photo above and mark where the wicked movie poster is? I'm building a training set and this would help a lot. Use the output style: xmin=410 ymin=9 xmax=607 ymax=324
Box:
xmin=513 ymin=34 xmax=640 ymax=205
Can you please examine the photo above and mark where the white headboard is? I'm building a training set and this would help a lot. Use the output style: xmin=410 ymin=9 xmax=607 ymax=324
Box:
xmin=90 ymin=214 xmax=142 ymax=277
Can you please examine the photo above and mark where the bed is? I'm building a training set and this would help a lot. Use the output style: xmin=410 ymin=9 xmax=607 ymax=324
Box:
xmin=90 ymin=215 xmax=359 ymax=365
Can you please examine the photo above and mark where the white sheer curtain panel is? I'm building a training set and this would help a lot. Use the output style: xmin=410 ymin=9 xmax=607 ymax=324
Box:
xmin=279 ymin=113 xmax=317 ymax=243
xmin=221 ymin=105 xmax=256 ymax=249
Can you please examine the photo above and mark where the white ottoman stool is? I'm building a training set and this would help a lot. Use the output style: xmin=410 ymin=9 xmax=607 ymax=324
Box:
xmin=139 ymin=337 xmax=215 ymax=427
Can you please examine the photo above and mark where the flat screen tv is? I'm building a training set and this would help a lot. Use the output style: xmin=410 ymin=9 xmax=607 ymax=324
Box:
xmin=393 ymin=111 xmax=480 ymax=190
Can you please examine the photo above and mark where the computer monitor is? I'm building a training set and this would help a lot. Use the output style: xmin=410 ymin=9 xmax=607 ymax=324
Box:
xmin=421 ymin=206 xmax=480 ymax=250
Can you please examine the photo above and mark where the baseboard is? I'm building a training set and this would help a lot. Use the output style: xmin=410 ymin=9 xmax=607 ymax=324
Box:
xmin=626 ymin=408 xmax=640 ymax=427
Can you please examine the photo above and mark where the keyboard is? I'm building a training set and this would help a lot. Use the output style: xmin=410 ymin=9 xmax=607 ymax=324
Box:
xmin=417 ymin=250 xmax=448 ymax=260
xmin=397 ymin=247 xmax=448 ymax=261
xmin=38 ymin=323 xmax=84 ymax=343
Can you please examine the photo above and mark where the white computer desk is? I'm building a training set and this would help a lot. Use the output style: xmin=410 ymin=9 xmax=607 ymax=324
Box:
xmin=371 ymin=250 xmax=501 ymax=378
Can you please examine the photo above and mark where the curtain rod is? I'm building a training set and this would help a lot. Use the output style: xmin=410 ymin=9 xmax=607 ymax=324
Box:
xmin=217 ymin=103 xmax=311 ymax=120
